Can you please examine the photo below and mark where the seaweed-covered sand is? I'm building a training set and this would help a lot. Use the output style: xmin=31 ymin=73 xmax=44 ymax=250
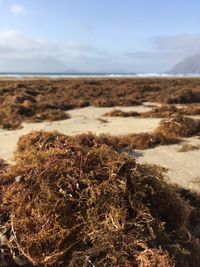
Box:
xmin=1 ymin=78 xmax=200 ymax=266
xmin=0 ymin=77 xmax=200 ymax=130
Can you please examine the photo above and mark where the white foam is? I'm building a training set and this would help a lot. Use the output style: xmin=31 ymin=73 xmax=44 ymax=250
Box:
xmin=1 ymin=73 xmax=200 ymax=79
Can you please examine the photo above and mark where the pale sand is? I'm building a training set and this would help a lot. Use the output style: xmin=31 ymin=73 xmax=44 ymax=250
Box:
xmin=0 ymin=105 xmax=159 ymax=161
xmin=137 ymin=136 xmax=200 ymax=192
xmin=0 ymin=105 xmax=200 ymax=192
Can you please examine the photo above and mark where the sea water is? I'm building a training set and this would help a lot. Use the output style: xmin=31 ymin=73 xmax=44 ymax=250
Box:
xmin=0 ymin=72 xmax=200 ymax=78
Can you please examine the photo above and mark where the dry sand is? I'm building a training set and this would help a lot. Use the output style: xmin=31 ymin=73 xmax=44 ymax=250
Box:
xmin=0 ymin=105 xmax=158 ymax=161
xmin=0 ymin=105 xmax=200 ymax=192
xmin=137 ymin=136 xmax=200 ymax=191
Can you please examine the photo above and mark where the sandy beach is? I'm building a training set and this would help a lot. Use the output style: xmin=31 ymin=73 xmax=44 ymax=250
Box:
xmin=1 ymin=78 xmax=200 ymax=190
xmin=0 ymin=105 xmax=158 ymax=158
xmin=1 ymin=78 xmax=200 ymax=266
xmin=1 ymin=1 xmax=200 ymax=264
xmin=0 ymin=103 xmax=200 ymax=192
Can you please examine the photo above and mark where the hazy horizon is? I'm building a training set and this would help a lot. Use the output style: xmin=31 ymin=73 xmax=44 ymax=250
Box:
xmin=1 ymin=0 xmax=200 ymax=73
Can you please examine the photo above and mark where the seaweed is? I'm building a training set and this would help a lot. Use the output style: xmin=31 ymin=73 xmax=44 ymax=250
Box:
xmin=141 ymin=105 xmax=179 ymax=118
xmin=104 ymin=109 xmax=140 ymax=117
xmin=14 ymin=130 xmax=180 ymax=155
xmin=0 ymin=132 xmax=200 ymax=266
xmin=30 ymin=109 xmax=70 ymax=122
xmin=104 ymin=105 xmax=200 ymax=119
xmin=0 ymin=77 xmax=200 ymax=129
xmin=181 ymin=104 xmax=200 ymax=116
xmin=156 ymin=116 xmax=200 ymax=138
xmin=0 ymin=160 xmax=8 ymax=173
xmin=166 ymin=89 xmax=200 ymax=104
xmin=141 ymin=104 xmax=200 ymax=118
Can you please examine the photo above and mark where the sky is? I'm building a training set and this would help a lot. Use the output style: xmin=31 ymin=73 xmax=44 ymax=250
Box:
xmin=0 ymin=0 xmax=200 ymax=73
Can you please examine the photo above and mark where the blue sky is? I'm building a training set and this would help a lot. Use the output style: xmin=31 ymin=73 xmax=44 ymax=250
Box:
xmin=0 ymin=0 xmax=200 ymax=72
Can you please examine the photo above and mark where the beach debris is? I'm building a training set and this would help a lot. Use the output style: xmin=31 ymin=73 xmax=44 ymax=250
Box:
xmin=0 ymin=78 xmax=200 ymax=129
xmin=156 ymin=116 xmax=200 ymax=138
xmin=104 ymin=104 xmax=200 ymax=119
xmin=0 ymin=131 xmax=200 ymax=266
xmin=104 ymin=109 xmax=140 ymax=117
xmin=166 ymin=89 xmax=200 ymax=104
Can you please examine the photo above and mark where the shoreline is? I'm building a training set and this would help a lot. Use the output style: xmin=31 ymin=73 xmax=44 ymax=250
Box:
xmin=1 ymin=75 xmax=200 ymax=81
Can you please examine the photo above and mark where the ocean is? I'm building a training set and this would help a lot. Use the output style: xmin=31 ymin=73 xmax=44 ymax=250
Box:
xmin=0 ymin=72 xmax=200 ymax=78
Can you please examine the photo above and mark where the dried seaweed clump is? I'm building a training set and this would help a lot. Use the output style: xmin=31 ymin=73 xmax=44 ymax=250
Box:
xmin=125 ymin=132 xmax=180 ymax=150
xmin=30 ymin=109 xmax=70 ymax=122
xmin=141 ymin=105 xmax=179 ymax=118
xmin=182 ymin=104 xmax=200 ymax=115
xmin=92 ymin=98 xmax=115 ymax=107
xmin=14 ymin=130 xmax=180 ymax=156
xmin=74 ymin=132 xmax=180 ymax=151
xmin=104 ymin=109 xmax=140 ymax=117
xmin=0 ymin=159 xmax=8 ymax=173
xmin=166 ymin=89 xmax=200 ymax=104
xmin=103 ymin=105 xmax=200 ymax=119
xmin=0 ymin=99 xmax=70 ymax=130
xmin=1 ymin=131 xmax=200 ymax=266
xmin=156 ymin=115 xmax=200 ymax=138
xmin=141 ymin=104 xmax=200 ymax=118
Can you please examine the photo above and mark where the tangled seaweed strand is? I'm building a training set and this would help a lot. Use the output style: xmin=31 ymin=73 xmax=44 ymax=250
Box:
xmin=104 ymin=109 xmax=140 ymax=117
xmin=1 ymin=132 xmax=200 ymax=266
xmin=13 ymin=129 xmax=180 ymax=155
xmin=156 ymin=115 xmax=200 ymax=138
xmin=104 ymin=104 xmax=200 ymax=119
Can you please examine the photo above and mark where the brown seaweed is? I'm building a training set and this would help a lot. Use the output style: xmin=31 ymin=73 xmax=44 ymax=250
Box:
xmin=0 ymin=77 xmax=200 ymax=129
xmin=0 ymin=132 xmax=200 ymax=266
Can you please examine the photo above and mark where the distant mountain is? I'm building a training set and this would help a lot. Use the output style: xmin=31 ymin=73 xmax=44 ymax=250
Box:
xmin=170 ymin=54 xmax=200 ymax=74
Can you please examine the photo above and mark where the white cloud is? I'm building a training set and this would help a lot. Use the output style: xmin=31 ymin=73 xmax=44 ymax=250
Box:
xmin=124 ymin=51 xmax=182 ymax=72
xmin=0 ymin=56 xmax=67 ymax=73
xmin=0 ymin=30 xmax=47 ymax=52
xmin=10 ymin=4 xmax=25 ymax=16
xmin=121 ymin=34 xmax=200 ymax=73
xmin=0 ymin=30 xmax=66 ymax=72
xmin=0 ymin=30 xmax=114 ymax=72
xmin=152 ymin=34 xmax=200 ymax=55
xmin=2 ymin=29 xmax=200 ymax=73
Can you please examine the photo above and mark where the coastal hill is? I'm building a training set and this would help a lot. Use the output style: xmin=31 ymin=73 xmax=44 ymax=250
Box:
xmin=170 ymin=54 xmax=200 ymax=74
